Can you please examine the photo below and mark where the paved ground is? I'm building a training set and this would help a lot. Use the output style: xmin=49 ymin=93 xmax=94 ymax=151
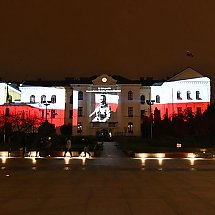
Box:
xmin=1 ymin=142 xmax=215 ymax=215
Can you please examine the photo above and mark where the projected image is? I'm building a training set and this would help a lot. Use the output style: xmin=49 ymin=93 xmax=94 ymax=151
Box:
xmin=89 ymin=94 xmax=119 ymax=122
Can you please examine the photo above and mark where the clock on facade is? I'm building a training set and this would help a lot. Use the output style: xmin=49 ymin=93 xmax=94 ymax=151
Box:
xmin=102 ymin=77 xmax=107 ymax=83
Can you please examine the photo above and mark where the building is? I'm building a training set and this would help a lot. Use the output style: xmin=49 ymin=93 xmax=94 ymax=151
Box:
xmin=140 ymin=68 xmax=211 ymax=120
xmin=0 ymin=68 xmax=211 ymax=137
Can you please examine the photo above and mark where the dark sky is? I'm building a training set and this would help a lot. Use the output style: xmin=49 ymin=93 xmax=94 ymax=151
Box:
xmin=1 ymin=0 xmax=215 ymax=84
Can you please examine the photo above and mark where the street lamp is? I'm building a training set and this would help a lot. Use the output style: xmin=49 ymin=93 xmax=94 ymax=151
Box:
xmin=43 ymin=102 xmax=51 ymax=122
xmin=146 ymin=99 xmax=155 ymax=139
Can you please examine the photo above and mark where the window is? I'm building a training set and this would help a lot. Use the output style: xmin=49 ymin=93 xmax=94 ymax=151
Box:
xmin=156 ymin=95 xmax=160 ymax=103
xmin=41 ymin=95 xmax=46 ymax=103
xmin=51 ymin=95 xmax=56 ymax=103
xmin=177 ymin=91 xmax=182 ymax=100
xmin=196 ymin=107 xmax=202 ymax=115
xmin=128 ymin=91 xmax=133 ymax=100
xmin=51 ymin=110 xmax=56 ymax=118
xmin=187 ymin=107 xmax=192 ymax=115
xmin=128 ymin=122 xmax=133 ymax=133
xmin=5 ymin=108 xmax=10 ymax=116
xmin=78 ymin=107 xmax=83 ymax=117
xmin=128 ymin=107 xmax=133 ymax=117
xmin=77 ymin=122 xmax=83 ymax=133
xmin=141 ymin=110 xmax=145 ymax=118
xmin=196 ymin=91 xmax=201 ymax=100
xmin=69 ymin=95 xmax=73 ymax=104
xmin=140 ymin=95 xmax=145 ymax=104
xmin=69 ymin=110 xmax=73 ymax=119
xmin=78 ymin=91 xmax=83 ymax=100
xmin=177 ymin=107 xmax=182 ymax=115
xmin=30 ymin=95 xmax=35 ymax=103
xmin=41 ymin=110 xmax=44 ymax=118
xmin=187 ymin=91 xmax=192 ymax=100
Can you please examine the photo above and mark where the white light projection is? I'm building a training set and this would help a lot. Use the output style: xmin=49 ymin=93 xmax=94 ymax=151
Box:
xmin=89 ymin=94 xmax=119 ymax=122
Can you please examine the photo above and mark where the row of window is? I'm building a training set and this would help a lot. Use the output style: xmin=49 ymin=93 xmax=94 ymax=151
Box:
xmin=30 ymin=95 xmax=56 ymax=104
xmin=140 ymin=91 xmax=202 ymax=105
xmin=71 ymin=90 xmax=134 ymax=103
xmin=28 ymin=90 xmax=202 ymax=105
xmin=177 ymin=91 xmax=201 ymax=100
xmin=4 ymin=108 xmax=57 ymax=118
xmin=70 ymin=107 xmax=135 ymax=117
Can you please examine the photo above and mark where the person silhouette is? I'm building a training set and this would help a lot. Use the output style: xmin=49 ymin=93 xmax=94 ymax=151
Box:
xmin=64 ymin=138 xmax=72 ymax=157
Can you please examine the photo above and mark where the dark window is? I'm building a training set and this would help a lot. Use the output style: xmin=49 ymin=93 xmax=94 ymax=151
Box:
xmin=128 ymin=122 xmax=133 ymax=133
xmin=5 ymin=108 xmax=10 ymax=116
xmin=187 ymin=91 xmax=192 ymax=100
xmin=187 ymin=107 xmax=192 ymax=114
xmin=156 ymin=95 xmax=160 ymax=103
xmin=78 ymin=107 xmax=83 ymax=117
xmin=78 ymin=91 xmax=83 ymax=100
xmin=41 ymin=95 xmax=46 ymax=103
xmin=51 ymin=95 xmax=56 ymax=103
xmin=177 ymin=91 xmax=182 ymax=100
xmin=69 ymin=110 xmax=73 ymax=119
xmin=128 ymin=91 xmax=133 ymax=100
xmin=30 ymin=95 xmax=35 ymax=103
xmin=177 ymin=107 xmax=182 ymax=115
xmin=128 ymin=107 xmax=133 ymax=117
xmin=196 ymin=107 xmax=202 ymax=115
xmin=140 ymin=95 xmax=145 ymax=104
xmin=141 ymin=110 xmax=145 ymax=117
xmin=41 ymin=110 xmax=44 ymax=118
xmin=196 ymin=91 xmax=201 ymax=100
xmin=51 ymin=110 xmax=56 ymax=118
xmin=69 ymin=95 xmax=73 ymax=104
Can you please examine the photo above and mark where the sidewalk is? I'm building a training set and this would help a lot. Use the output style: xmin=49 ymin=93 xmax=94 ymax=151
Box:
xmin=100 ymin=141 xmax=127 ymax=158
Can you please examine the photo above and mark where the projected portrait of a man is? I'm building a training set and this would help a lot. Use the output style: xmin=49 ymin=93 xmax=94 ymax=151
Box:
xmin=89 ymin=94 xmax=111 ymax=122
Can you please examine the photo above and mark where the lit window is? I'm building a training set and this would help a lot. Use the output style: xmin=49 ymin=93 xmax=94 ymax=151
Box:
xmin=41 ymin=95 xmax=46 ymax=103
xmin=77 ymin=122 xmax=83 ymax=133
xmin=140 ymin=95 xmax=145 ymax=104
xmin=187 ymin=91 xmax=192 ymax=100
xmin=156 ymin=95 xmax=160 ymax=103
xmin=128 ymin=122 xmax=133 ymax=133
xmin=78 ymin=91 xmax=83 ymax=100
xmin=177 ymin=91 xmax=182 ymax=100
xmin=196 ymin=91 xmax=201 ymax=100
xmin=51 ymin=95 xmax=56 ymax=103
xmin=128 ymin=91 xmax=133 ymax=100
xmin=78 ymin=107 xmax=83 ymax=117
xmin=30 ymin=95 xmax=35 ymax=103
xmin=128 ymin=107 xmax=133 ymax=117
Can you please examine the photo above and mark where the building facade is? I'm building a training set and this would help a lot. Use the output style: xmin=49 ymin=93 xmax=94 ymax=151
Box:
xmin=0 ymin=68 xmax=211 ymax=137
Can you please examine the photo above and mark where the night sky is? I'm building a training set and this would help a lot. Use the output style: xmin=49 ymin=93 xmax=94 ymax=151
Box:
xmin=1 ymin=1 xmax=215 ymax=89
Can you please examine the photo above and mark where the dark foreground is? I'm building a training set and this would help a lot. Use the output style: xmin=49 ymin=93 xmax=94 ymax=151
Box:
xmin=1 ymin=142 xmax=215 ymax=215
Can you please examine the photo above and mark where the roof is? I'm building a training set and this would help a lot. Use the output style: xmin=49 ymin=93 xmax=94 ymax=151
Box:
xmin=167 ymin=68 xmax=204 ymax=81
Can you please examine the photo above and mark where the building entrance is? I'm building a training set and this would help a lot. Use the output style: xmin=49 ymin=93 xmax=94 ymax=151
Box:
xmin=96 ymin=129 xmax=112 ymax=142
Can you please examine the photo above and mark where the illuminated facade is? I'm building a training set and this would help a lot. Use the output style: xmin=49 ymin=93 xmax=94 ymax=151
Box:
xmin=140 ymin=68 xmax=211 ymax=120
xmin=0 ymin=68 xmax=211 ymax=137
xmin=71 ymin=75 xmax=141 ymax=136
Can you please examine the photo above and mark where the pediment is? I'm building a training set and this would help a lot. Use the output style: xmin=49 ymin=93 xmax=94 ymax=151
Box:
xmin=92 ymin=74 xmax=117 ymax=85
xmin=168 ymin=68 xmax=203 ymax=81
